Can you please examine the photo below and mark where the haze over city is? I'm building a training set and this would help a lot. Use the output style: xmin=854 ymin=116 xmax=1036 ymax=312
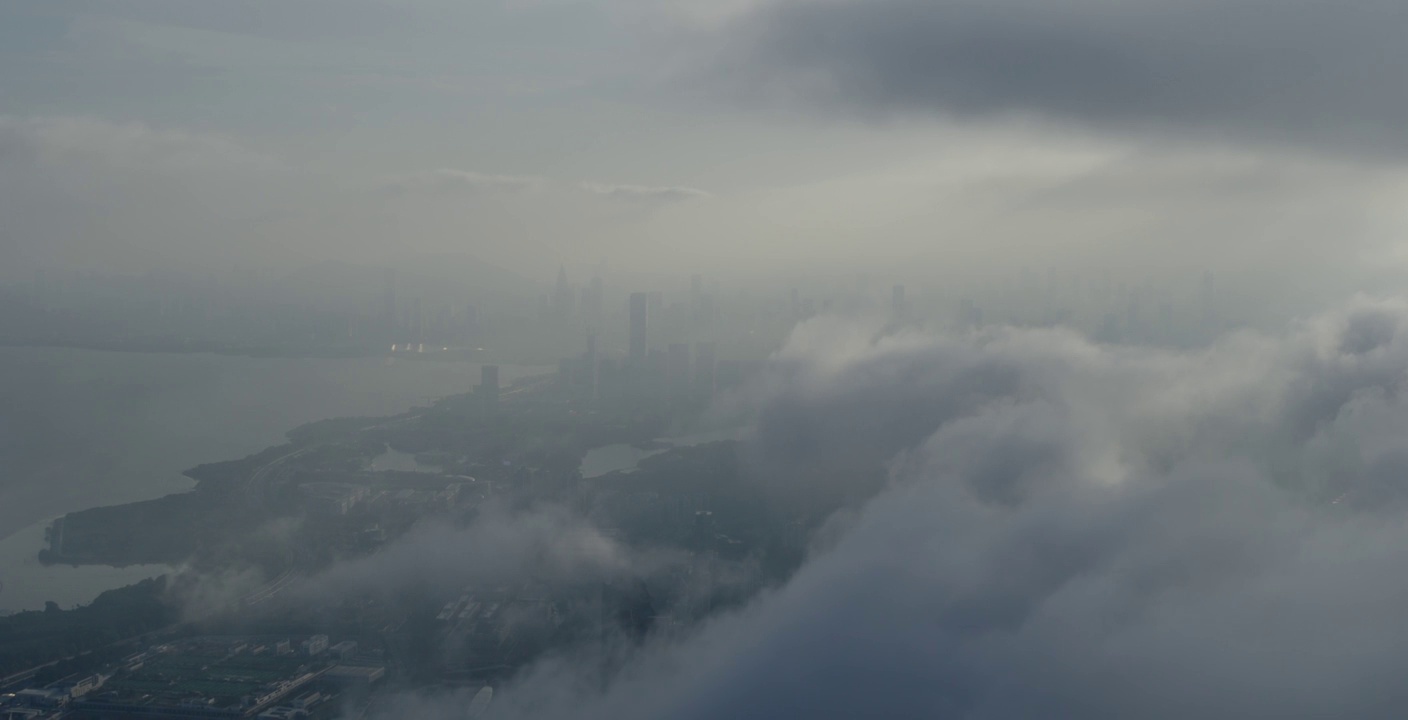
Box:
xmin=6 ymin=1 xmax=1408 ymax=719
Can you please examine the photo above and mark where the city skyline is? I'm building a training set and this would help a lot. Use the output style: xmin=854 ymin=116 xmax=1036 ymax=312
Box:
xmin=6 ymin=1 xmax=1408 ymax=719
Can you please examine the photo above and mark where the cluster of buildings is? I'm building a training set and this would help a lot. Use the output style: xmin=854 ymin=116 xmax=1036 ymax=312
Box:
xmin=555 ymin=287 xmax=747 ymax=408
xmin=0 ymin=637 xmax=384 ymax=720
xmin=298 ymin=481 xmax=470 ymax=519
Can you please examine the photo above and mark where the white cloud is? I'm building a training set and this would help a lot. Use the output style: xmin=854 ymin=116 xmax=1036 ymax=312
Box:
xmin=0 ymin=115 xmax=282 ymax=173
xmin=431 ymin=297 xmax=1408 ymax=720
xmin=380 ymin=168 xmax=544 ymax=197
xmin=294 ymin=503 xmax=678 ymax=602
xmin=580 ymin=182 xmax=712 ymax=203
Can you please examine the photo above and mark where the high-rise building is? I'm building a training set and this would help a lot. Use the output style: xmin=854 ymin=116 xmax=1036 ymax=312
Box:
xmin=699 ymin=292 xmax=715 ymax=326
xmin=462 ymin=303 xmax=479 ymax=344
xmin=580 ymin=275 xmax=604 ymax=328
xmin=585 ymin=334 xmax=599 ymax=400
xmin=382 ymin=268 xmax=397 ymax=344
xmin=553 ymin=266 xmax=573 ymax=320
xmin=480 ymin=365 xmax=500 ymax=410
xmin=628 ymin=292 xmax=648 ymax=364
xmin=667 ymin=343 xmax=692 ymax=401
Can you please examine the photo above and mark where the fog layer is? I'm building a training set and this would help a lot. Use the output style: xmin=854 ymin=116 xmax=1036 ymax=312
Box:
xmin=465 ymin=298 xmax=1408 ymax=719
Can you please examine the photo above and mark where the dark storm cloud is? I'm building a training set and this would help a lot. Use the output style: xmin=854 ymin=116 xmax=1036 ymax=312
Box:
xmin=412 ymin=297 xmax=1408 ymax=720
xmin=712 ymin=0 xmax=1408 ymax=154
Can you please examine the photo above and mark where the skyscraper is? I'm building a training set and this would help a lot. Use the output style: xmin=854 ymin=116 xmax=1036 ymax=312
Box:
xmin=553 ymin=266 xmax=573 ymax=320
xmin=462 ymin=303 xmax=479 ymax=344
xmin=382 ymin=268 xmax=397 ymax=345
xmin=667 ymin=343 xmax=691 ymax=401
xmin=585 ymin=333 xmax=599 ymax=400
xmin=628 ymin=292 xmax=648 ymax=365
xmin=694 ymin=342 xmax=716 ymax=401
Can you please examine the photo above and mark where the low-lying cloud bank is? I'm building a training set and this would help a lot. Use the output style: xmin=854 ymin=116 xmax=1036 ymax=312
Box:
xmin=302 ymin=504 xmax=674 ymax=602
xmin=423 ymin=296 xmax=1408 ymax=719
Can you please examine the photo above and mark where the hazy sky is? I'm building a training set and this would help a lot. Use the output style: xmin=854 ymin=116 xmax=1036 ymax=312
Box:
xmin=4 ymin=0 xmax=1408 ymax=293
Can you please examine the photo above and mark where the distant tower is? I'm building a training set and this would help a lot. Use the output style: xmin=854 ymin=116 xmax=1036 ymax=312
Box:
xmin=628 ymin=292 xmax=648 ymax=365
xmin=693 ymin=342 xmax=716 ymax=401
xmin=585 ymin=334 xmax=599 ymax=399
xmin=667 ymin=343 xmax=692 ymax=401
xmin=480 ymin=365 xmax=500 ymax=410
xmin=382 ymin=268 xmax=397 ymax=345
xmin=553 ymin=266 xmax=573 ymax=320
xmin=577 ymin=274 xmax=604 ymax=328
xmin=892 ymin=284 xmax=907 ymax=321
xmin=462 ymin=303 xmax=479 ymax=344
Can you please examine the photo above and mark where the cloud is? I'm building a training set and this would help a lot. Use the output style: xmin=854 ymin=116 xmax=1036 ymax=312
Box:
xmin=704 ymin=0 xmax=1408 ymax=156
xmin=380 ymin=168 xmax=544 ymax=197
xmin=580 ymin=182 xmax=712 ymax=204
xmin=0 ymin=116 xmax=716 ymax=278
xmin=400 ymin=296 xmax=1408 ymax=720
xmin=296 ymin=503 xmax=674 ymax=602
xmin=0 ymin=115 xmax=283 ymax=172
xmin=0 ymin=115 xmax=307 ymax=274
xmin=381 ymin=171 xmax=711 ymax=206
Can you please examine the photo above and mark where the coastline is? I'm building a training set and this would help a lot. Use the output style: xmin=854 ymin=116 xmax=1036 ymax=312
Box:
xmin=0 ymin=348 xmax=552 ymax=610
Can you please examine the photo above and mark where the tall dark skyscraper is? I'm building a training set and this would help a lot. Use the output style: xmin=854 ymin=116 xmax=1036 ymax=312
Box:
xmin=628 ymin=292 xmax=648 ymax=364
xmin=580 ymin=275 xmax=604 ymax=328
